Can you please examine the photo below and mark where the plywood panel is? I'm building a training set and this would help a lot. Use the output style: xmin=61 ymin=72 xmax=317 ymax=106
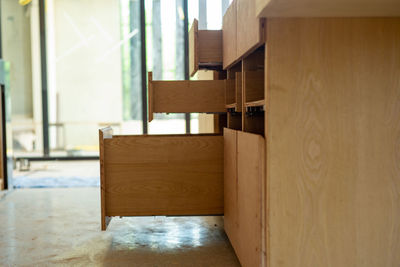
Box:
xmin=236 ymin=131 xmax=265 ymax=267
xmin=148 ymin=73 xmax=226 ymax=121
xmin=223 ymin=0 xmax=237 ymax=69
xmin=266 ymin=18 xmax=400 ymax=267
xmin=104 ymin=134 xmax=224 ymax=216
xmin=224 ymin=128 xmax=238 ymax=247
xmin=237 ymin=0 xmax=265 ymax=58
xmin=256 ymin=0 xmax=400 ymax=17
xmin=198 ymin=30 xmax=222 ymax=63
xmin=189 ymin=19 xmax=199 ymax=77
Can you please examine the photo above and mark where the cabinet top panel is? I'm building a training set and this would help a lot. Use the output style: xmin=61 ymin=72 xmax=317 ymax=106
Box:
xmin=256 ymin=0 xmax=400 ymax=17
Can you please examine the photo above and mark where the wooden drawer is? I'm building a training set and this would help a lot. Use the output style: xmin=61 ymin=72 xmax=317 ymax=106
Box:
xmin=189 ymin=19 xmax=223 ymax=77
xmin=236 ymin=0 xmax=265 ymax=58
xmin=100 ymin=127 xmax=224 ymax=230
xmin=224 ymin=128 xmax=266 ymax=267
xmin=223 ymin=0 xmax=237 ymax=69
xmin=148 ymin=72 xmax=226 ymax=121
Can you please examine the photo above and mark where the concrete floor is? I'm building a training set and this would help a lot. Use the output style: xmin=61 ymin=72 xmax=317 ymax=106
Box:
xmin=0 ymin=188 xmax=240 ymax=266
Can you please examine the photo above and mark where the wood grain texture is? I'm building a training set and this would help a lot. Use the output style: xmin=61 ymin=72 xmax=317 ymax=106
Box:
xmin=237 ymin=0 xmax=265 ymax=58
xmin=189 ymin=19 xmax=223 ymax=77
xmin=223 ymin=0 xmax=237 ymax=69
xmin=148 ymin=72 xmax=154 ymax=122
xmin=148 ymin=73 xmax=226 ymax=121
xmin=235 ymin=72 xmax=243 ymax=113
xmin=189 ymin=19 xmax=199 ymax=77
xmin=99 ymin=127 xmax=113 ymax=230
xmin=227 ymin=131 xmax=265 ymax=267
xmin=266 ymin=18 xmax=400 ymax=267
xmin=256 ymin=0 xmax=400 ymax=17
xmin=198 ymin=30 xmax=223 ymax=63
xmin=103 ymin=134 xmax=224 ymax=216
xmin=224 ymin=128 xmax=238 ymax=248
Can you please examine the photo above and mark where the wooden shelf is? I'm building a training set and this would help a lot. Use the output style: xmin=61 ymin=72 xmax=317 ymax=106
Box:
xmin=226 ymin=103 xmax=237 ymax=109
xmin=244 ymin=99 xmax=265 ymax=108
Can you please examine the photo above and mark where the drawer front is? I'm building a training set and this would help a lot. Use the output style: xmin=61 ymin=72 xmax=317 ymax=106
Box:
xmin=189 ymin=19 xmax=222 ymax=77
xmin=148 ymin=72 xmax=226 ymax=121
xmin=102 ymin=133 xmax=224 ymax=217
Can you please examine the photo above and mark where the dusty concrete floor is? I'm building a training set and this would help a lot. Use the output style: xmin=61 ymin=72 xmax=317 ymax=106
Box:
xmin=0 ymin=188 xmax=240 ymax=266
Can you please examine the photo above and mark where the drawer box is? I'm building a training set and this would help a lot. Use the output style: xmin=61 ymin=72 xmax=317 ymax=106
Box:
xmin=100 ymin=127 xmax=224 ymax=230
xmin=148 ymin=72 xmax=226 ymax=121
xmin=189 ymin=19 xmax=223 ymax=77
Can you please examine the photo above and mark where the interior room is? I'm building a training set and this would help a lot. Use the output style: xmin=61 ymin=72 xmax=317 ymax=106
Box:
xmin=1 ymin=0 xmax=399 ymax=266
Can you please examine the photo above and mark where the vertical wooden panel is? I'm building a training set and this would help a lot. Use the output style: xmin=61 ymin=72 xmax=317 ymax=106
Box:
xmin=236 ymin=0 xmax=265 ymax=58
xmin=237 ymin=131 xmax=265 ymax=267
xmin=224 ymin=128 xmax=238 ymax=246
xmin=223 ymin=0 xmax=237 ymax=69
xmin=189 ymin=19 xmax=199 ymax=77
xmin=104 ymin=134 xmax=224 ymax=216
xmin=266 ymin=18 xmax=400 ymax=267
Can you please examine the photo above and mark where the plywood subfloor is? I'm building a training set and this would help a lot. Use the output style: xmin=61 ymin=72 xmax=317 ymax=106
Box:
xmin=0 ymin=188 xmax=240 ymax=266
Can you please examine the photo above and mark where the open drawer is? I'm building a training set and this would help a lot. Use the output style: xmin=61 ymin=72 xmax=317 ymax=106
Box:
xmin=99 ymin=127 xmax=224 ymax=230
xmin=224 ymin=128 xmax=266 ymax=266
xmin=189 ymin=19 xmax=223 ymax=77
xmin=148 ymin=72 xmax=226 ymax=121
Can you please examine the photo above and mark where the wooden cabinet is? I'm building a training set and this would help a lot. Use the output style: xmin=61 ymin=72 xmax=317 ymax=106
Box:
xmin=148 ymin=72 xmax=226 ymax=121
xmin=224 ymin=128 xmax=265 ymax=267
xmin=189 ymin=19 xmax=223 ymax=77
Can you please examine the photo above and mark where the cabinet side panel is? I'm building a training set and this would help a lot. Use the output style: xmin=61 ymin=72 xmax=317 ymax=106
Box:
xmin=267 ymin=18 xmax=400 ymax=267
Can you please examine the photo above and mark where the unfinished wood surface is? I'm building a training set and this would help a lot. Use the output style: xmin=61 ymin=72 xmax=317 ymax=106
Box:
xmin=223 ymin=0 xmax=237 ymax=69
xmin=148 ymin=72 xmax=226 ymax=121
xmin=228 ymin=112 xmax=242 ymax=131
xmin=244 ymin=71 xmax=264 ymax=103
xmin=235 ymin=131 xmax=265 ymax=267
xmin=236 ymin=0 xmax=265 ymax=58
xmin=103 ymin=134 xmax=224 ymax=216
xmin=226 ymin=79 xmax=236 ymax=105
xmin=235 ymin=72 xmax=242 ymax=113
xmin=266 ymin=18 xmax=400 ymax=267
xmin=99 ymin=127 xmax=113 ymax=230
xmin=224 ymin=128 xmax=238 ymax=248
xmin=189 ymin=19 xmax=223 ymax=77
xmin=256 ymin=0 xmax=400 ymax=17
xmin=189 ymin=19 xmax=199 ymax=77
xmin=198 ymin=30 xmax=222 ymax=64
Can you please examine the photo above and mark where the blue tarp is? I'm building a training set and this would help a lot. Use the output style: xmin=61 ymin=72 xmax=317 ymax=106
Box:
xmin=13 ymin=177 xmax=100 ymax=188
